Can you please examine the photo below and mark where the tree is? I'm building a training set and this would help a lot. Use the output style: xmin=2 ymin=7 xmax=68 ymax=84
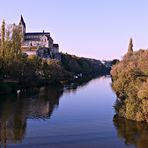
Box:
xmin=0 ymin=20 xmax=6 ymax=78
xmin=11 ymin=24 xmax=22 ymax=57
xmin=128 ymin=38 xmax=133 ymax=53
xmin=0 ymin=20 xmax=6 ymax=57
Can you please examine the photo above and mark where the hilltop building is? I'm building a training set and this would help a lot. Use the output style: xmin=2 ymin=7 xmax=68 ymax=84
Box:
xmin=19 ymin=16 xmax=60 ymax=60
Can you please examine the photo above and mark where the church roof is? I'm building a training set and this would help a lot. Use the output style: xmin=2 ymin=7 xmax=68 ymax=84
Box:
xmin=24 ymin=32 xmax=51 ymax=41
xmin=24 ymin=38 xmax=40 ymax=41
xmin=53 ymin=44 xmax=59 ymax=48
xmin=25 ymin=32 xmax=50 ymax=36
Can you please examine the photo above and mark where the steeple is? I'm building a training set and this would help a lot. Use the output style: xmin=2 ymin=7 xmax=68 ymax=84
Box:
xmin=19 ymin=15 xmax=26 ymax=28
xmin=19 ymin=15 xmax=26 ymax=35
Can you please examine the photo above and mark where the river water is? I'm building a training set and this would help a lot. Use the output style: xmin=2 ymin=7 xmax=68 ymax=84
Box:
xmin=0 ymin=77 xmax=147 ymax=148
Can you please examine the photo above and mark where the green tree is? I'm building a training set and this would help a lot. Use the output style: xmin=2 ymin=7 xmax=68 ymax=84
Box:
xmin=11 ymin=24 xmax=22 ymax=57
xmin=0 ymin=20 xmax=6 ymax=78
xmin=0 ymin=20 xmax=5 ymax=57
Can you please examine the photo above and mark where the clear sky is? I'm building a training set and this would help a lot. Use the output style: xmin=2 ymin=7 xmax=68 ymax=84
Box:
xmin=0 ymin=0 xmax=148 ymax=60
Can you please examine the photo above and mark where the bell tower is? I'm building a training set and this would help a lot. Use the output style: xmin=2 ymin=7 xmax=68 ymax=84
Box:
xmin=19 ymin=15 xmax=26 ymax=35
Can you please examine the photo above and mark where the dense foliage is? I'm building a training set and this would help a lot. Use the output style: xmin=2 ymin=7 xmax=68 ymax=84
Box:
xmin=0 ymin=20 xmax=71 ymax=92
xmin=61 ymin=53 xmax=108 ymax=75
xmin=111 ymin=49 xmax=148 ymax=122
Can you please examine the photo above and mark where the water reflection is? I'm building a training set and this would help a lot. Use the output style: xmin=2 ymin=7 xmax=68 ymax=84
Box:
xmin=1 ymin=76 xmax=147 ymax=148
xmin=113 ymin=115 xmax=148 ymax=148
xmin=0 ymin=86 xmax=63 ymax=146
xmin=0 ymin=78 xmax=95 ymax=147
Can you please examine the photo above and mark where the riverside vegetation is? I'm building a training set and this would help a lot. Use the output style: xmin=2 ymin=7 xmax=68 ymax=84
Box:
xmin=0 ymin=20 xmax=109 ymax=94
xmin=111 ymin=38 xmax=148 ymax=122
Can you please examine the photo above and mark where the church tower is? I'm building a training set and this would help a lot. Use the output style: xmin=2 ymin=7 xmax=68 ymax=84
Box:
xmin=19 ymin=15 xmax=26 ymax=35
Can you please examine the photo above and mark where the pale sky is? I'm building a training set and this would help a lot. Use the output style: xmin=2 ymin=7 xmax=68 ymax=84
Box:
xmin=0 ymin=0 xmax=148 ymax=60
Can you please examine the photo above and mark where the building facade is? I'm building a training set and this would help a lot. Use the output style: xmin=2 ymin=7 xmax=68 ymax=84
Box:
xmin=19 ymin=16 xmax=59 ymax=55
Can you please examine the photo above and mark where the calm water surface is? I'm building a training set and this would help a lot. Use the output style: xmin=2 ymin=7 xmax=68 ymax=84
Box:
xmin=0 ymin=77 xmax=148 ymax=148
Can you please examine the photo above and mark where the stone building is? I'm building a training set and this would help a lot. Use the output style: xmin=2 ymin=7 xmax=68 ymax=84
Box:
xmin=19 ymin=16 xmax=59 ymax=57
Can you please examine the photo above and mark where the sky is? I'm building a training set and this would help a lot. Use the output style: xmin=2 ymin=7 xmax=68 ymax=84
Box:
xmin=0 ymin=0 xmax=148 ymax=60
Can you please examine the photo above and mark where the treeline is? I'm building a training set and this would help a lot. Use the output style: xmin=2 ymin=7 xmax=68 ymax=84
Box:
xmin=61 ymin=53 xmax=109 ymax=75
xmin=111 ymin=39 xmax=148 ymax=122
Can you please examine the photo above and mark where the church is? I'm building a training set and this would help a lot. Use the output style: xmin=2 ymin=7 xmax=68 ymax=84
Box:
xmin=19 ymin=16 xmax=60 ymax=59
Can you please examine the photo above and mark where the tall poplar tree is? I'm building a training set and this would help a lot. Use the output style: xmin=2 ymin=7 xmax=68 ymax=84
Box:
xmin=1 ymin=20 xmax=5 ymax=57
xmin=128 ymin=38 xmax=133 ymax=53
xmin=0 ymin=20 xmax=6 ymax=78
xmin=11 ymin=24 xmax=22 ymax=57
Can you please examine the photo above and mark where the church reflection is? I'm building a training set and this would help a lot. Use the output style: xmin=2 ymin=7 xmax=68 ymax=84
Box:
xmin=0 ymin=86 xmax=63 ymax=147
xmin=113 ymin=115 xmax=148 ymax=148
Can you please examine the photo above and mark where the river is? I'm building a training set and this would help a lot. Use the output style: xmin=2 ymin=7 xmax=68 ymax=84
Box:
xmin=0 ymin=77 xmax=147 ymax=148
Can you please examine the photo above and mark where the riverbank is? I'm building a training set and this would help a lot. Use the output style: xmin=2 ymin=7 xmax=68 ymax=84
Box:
xmin=111 ymin=49 xmax=148 ymax=122
xmin=0 ymin=53 xmax=112 ymax=94
xmin=0 ymin=73 xmax=109 ymax=95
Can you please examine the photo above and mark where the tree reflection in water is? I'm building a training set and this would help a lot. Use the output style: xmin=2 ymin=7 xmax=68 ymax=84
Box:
xmin=113 ymin=115 xmax=148 ymax=148
xmin=0 ymin=86 xmax=63 ymax=147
